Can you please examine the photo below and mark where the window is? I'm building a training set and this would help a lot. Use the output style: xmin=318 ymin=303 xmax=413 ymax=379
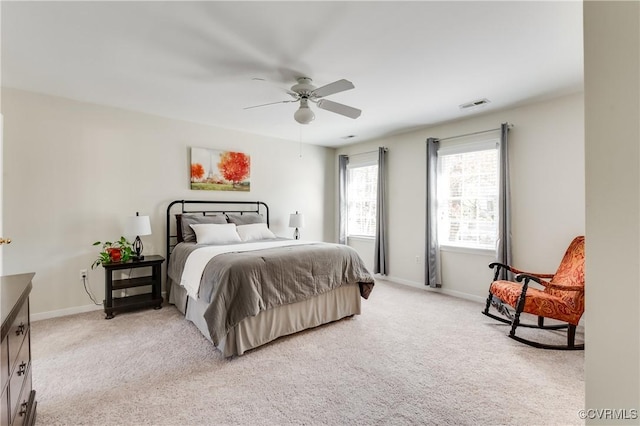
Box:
xmin=437 ymin=140 xmax=499 ymax=250
xmin=346 ymin=155 xmax=378 ymax=238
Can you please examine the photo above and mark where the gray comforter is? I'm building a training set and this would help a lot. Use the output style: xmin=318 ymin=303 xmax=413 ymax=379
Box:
xmin=168 ymin=240 xmax=374 ymax=345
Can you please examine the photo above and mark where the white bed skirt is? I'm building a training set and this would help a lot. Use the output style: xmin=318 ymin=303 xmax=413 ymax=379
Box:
xmin=169 ymin=280 xmax=362 ymax=357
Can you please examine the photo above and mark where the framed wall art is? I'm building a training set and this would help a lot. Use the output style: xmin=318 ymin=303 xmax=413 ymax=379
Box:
xmin=190 ymin=147 xmax=251 ymax=192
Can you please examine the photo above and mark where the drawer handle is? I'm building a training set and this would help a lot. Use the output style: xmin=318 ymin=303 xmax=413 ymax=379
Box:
xmin=19 ymin=400 xmax=28 ymax=416
xmin=15 ymin=323 xmax=25 ymax=336
xmin=17 ymin=361 xmax=26 ymax=376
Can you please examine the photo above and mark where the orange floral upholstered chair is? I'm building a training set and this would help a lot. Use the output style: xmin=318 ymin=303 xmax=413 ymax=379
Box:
xmin=482 ymin=236 xmax=585 ymax=350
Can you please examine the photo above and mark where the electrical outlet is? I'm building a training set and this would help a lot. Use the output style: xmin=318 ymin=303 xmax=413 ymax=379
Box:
xmin=80 ymin=269 xmax=88 ymax=280
xmin=415 ymin=256 xmax=420 ymax=264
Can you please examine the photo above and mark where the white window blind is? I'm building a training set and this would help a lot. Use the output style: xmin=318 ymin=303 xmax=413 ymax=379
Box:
xmin=437 ymin=139 xmax=499 ymax=250
xmin=347 ymin=152 xmax=378 ymax=238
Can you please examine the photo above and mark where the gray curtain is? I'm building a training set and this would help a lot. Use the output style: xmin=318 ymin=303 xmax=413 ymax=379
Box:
xmin=338 ymin=155 xmax=349 ymax=245
xmin=496 ymin=123 xmax=512 ymax=279
xmin=425 ymin=138 xmax=441 ymax=288
xmin=374 ymin=147 xmax=388 ymax=275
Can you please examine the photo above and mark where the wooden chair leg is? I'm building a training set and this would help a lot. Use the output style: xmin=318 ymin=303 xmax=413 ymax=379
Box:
xmin=510 ymin=312 xmax=521 ymax=337
xmin=510 ymin=284 xmax=527 ymax=337
xmin=568 ymin=324 xmax=576 ymax=349
xmin=483 ymin=291 xmax=493 ymax=315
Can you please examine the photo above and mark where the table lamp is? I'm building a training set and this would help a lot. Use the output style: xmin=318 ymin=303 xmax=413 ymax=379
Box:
xmin=125 ymin=212 xmax=152 ymax=260
xmin=289 ymin=211 xmax=305 ymax=240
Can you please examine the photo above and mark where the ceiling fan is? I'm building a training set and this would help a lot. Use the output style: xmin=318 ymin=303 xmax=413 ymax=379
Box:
xmin=245 ymin=77 xmax=362 ymax=124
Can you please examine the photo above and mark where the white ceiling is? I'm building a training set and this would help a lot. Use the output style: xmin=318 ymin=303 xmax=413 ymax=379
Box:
xmin=1 ymin=1 xmax=583 ymax=147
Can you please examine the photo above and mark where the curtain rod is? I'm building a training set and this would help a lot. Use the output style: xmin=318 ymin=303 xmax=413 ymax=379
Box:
xmin=437 ymin=123 xmax=513 ymax=142
xmin=346 ymin=147 xmax=388 ymax=156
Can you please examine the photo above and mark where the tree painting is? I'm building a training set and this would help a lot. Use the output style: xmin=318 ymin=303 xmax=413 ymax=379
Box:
xmin=218 ymin=152 xmax=250 ymax=188
xmin=190 ymin=147 xmax=251 ymax=191
xmin=191 ymin=163 xmax=205 ymax=181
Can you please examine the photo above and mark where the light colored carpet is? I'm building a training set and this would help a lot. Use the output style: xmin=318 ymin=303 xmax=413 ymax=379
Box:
xmin=31 ymin=280 xmax=584 ymax=425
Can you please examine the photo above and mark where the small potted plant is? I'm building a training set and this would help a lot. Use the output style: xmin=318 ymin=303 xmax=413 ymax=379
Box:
xmin=91 ymin=237 xmax=134 ymax=269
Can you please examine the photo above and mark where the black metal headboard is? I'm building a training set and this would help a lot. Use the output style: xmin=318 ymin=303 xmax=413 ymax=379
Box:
xmin=165 ymin=200 xmax=270 ymax=261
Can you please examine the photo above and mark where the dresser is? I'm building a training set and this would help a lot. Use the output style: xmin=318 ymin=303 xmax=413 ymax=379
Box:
xmin=1 ymin=273 xmax=37 ymax=426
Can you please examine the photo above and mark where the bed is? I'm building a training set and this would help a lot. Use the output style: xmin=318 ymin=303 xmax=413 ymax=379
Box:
xmin=165 ymin=200 xmax=375 ymax=357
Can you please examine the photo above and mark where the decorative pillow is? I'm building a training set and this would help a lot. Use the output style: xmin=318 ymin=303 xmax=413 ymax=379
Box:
xmin=236 ymin=223 xmax=277 ymax=242
xmin=179 ymin=214 xmax=228 ymax=243
xmin=189 ymin=223 xmax=242 ymax=245
xmin=226 ymin=213 xmax=266 ymax=226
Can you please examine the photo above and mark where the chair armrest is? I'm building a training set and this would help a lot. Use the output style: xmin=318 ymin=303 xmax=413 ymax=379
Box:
xmin=516 ymin=273 xmax=584 ymax=292
xmin=489 ymin=262 xmax=523 ymax=275
xmin=526 ymin=272 xmax=556 ymax=279
xmin=489 ymin=263 xmax=554 ymax=278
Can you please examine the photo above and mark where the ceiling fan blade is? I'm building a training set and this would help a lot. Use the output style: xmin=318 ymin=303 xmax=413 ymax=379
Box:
xmin=244 ymin=100 xmax=296 ymax=110
xmin=312 ymin=79 xmax=355 ymax=98
xmin=286 ymin=90 xmax=300 ymax=99
xmin=251 ymin=77 xmax=301 ymax=100
xmin=316 ymin=99 xmax=362 ymax=119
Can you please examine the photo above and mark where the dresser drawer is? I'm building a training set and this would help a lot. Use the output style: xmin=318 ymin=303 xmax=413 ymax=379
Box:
xmin=8 ymin=331 xmax=30 ymax=425
xmin=7 ymin=303 xmax=28 ymax=375
xmin=10 ymin=367 xmax=32 ymax=426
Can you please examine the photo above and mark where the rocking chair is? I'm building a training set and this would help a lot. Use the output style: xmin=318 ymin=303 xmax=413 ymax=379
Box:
xmin=482 ymin=236 xmax=585 ymax=350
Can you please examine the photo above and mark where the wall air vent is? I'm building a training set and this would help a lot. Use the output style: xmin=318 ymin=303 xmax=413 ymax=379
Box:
xmin=459 ymin=98 xmax=491 ymax=110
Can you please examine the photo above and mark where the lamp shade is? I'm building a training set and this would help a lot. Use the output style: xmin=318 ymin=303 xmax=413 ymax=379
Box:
xmin=125 ymin=213 xmax=152 ymax=236
xmin=289 ymin=212 xmax=305 ymax=228
xmin=294 ymin=99 xmax=315 ymax=124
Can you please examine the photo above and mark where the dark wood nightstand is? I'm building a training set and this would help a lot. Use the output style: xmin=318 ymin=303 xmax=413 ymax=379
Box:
xmin=102 ymin=255 xmax=164 ymax=319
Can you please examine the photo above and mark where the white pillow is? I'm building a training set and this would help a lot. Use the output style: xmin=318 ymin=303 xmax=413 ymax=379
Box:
xmin=236 ymin=223 xmax=277 ymax=242
xmin=189 ymin=223 xmax=242 ymax=245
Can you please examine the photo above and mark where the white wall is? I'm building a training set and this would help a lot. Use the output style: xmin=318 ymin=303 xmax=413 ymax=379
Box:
xmin=584 ymin=2 xmax=639 ymax=421
xmin=337 ymin=92 xmax=585 ymax=301
xmin=2 ymin=88 xmax=335 ymax=318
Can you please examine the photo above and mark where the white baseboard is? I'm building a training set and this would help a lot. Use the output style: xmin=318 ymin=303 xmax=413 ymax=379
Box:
xmin=31 ymin=291 xmax=168 ymax=322
xmin=375 ymin=274 xmax=423 ymax=289
xmin=32 ymin=303 xmax=103 ymax=322
xmin=437 ymin=288 xmax=487 ymax=304
xmin=375 ymin=274 xmax=486 ymax=304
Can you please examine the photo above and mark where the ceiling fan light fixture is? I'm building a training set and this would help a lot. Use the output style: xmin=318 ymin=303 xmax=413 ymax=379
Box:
xmin=245 ymin=76 xmax=358 ymax=124
xmin=294 ymin=99 xmax=315 ymax=124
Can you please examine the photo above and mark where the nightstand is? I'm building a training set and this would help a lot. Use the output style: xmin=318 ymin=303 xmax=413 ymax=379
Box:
xmin=102 ymin=255 xmax=164 ymax=319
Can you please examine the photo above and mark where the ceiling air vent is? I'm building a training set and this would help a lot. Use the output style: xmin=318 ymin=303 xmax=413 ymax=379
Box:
xmin=459 ymin=98 xmax=491 ymax=110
